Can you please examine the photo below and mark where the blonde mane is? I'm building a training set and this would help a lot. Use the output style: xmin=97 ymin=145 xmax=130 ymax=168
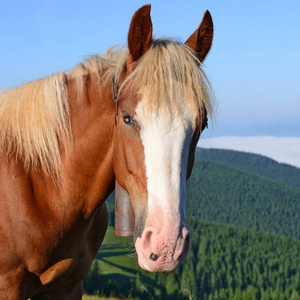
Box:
xmin=0 ymin=38 xmax=214 ymax=178
xmin=0 ymin=54 xmax=114 ymax=178
xmin=0 ymin=73 xmax=70 ymax=178
xmin=119 ymin=39 xmax=214 ymax=123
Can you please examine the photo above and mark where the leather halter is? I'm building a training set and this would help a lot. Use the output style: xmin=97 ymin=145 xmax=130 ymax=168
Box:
xmin=111 ymin=75 xmax=135 ymax=237
xmin=111 ymin=74 xmax=119 ymax=125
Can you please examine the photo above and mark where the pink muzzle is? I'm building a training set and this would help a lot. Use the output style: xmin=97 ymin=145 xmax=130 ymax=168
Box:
xmin=135 ymin=215 xmax=191 ymax=273
xmin=113 ymin=181 xmax=190 ymax=272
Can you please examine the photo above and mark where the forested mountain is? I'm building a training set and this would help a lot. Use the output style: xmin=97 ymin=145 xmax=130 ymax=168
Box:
xmin=106 ymin=150 xmax=300 ymax=240
xmin=86 ymin=148 xmax=300 ymax=299
xmin=187 ymin=160 xmax=300 ymax=240
xmin=195 ymin=148 xmax=300 ymax=189
xmin=84 ymin=222 xmax=300 ymax=300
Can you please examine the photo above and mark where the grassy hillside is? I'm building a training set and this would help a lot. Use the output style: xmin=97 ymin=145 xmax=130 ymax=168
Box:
xmin=195 ymin=148 xmax=300 ymax=189
xmin=84 ymin=222 xmax=300 ymax=300
xmin=187 ymin=160 xmax=300 ymax=240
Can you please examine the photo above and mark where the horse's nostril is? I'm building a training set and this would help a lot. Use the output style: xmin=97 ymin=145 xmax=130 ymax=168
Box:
xmin=149 ymin=252 xmax=159 ymax=261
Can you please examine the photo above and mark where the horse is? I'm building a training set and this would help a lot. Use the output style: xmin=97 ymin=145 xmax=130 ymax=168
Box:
xmin=0 ymin=4 xmax=214 ymax=299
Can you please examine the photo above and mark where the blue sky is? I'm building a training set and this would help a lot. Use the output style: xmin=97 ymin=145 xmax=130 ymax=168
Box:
xmin=1 ymin=0 xmax=299 ymax=140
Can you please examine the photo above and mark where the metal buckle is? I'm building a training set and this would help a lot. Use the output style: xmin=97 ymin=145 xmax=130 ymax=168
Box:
xmin=111 ymin=74 xmax=119 ymax=125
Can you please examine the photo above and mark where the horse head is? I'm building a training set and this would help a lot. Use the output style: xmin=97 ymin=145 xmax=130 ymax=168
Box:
xmin=113 ymin=4 xmax=213 ymax=273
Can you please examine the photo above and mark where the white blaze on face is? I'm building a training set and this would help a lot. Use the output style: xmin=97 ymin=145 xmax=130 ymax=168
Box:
xmin=135 ymin=99 xmax=196 ymax=219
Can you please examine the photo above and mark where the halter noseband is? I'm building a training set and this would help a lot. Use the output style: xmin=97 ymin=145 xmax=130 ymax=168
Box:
xmin=111 ymin=74 xmax=119 ymax=125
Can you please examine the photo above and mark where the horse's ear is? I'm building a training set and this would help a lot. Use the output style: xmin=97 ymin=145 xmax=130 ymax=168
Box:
xmin=185 ymin=10 xmax=213 ymax=62
xmin=128 ymin=4 xmax=152 ymax=63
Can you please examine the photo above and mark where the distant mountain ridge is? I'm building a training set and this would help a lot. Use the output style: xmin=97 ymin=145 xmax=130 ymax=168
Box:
xmin=187 ymin=159 xmax=300 ymax=240
xmin=195 ymin=148 xmax=300 ymax=189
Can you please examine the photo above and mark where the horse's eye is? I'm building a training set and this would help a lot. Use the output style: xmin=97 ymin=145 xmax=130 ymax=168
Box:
xmin=123 ymin=115 xmax=133 ymax=125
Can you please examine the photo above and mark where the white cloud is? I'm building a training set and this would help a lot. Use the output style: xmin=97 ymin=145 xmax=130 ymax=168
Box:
xmin=198 ymin=136 xmax=300 ymax=168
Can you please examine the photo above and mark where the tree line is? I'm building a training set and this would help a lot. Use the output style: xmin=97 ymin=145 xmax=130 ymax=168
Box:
xmin=83 ymin=219 xmax=300 ymax=299
xmin=186 ymin=160 xmax=300 ymax=240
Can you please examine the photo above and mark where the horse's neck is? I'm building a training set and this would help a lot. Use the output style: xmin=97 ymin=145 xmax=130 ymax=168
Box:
xmin=32 ymin=72 xmax=116 ymax=219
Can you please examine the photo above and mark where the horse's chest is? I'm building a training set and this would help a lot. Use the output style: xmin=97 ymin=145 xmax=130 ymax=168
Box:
xmin=31 ymin=203 xmax=108 ymax=294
